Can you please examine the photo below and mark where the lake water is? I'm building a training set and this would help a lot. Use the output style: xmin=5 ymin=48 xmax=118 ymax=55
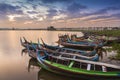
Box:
xmin=0 ymin=30 xmax=119 ymax=80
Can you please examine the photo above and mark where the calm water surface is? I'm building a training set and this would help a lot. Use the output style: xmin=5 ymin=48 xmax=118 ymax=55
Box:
xmin=0 ymin=30 xmax=119 ymax=80
xmin=0 ymin=30 xmax=84 ymax=80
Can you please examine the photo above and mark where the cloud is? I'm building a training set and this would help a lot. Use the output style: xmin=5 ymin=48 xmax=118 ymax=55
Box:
xmin=27 ymin=0 xmax=73 ymax=3
xmin=67 ymin=2 xmax=87 ymax=13
xmin=82 ymin=6 xmax=120 ymax=17
xmin=0 ymin=0 xmax=87 ymax=21
xmin=75 ymin=6 xmax=120 ymax=22
xmin=24 ymin=21 xmax=33 ymax=24
xmin=37 ymin=17 xmax=44 ymax=21
xmin=27 ymin=0 xmax=35 ymax=1
xmin=0 ymin=3 xmax=23 ymax=21
xmin=80 ymin=12 xmax=120 ymax=22
xmin=111 ymin=13 xmax=120 ymax=19
xmin=0 ymin=0 xmax=120 ymax=28
xmin=27 ymin=11 xmax=38 ymax=14
xmin=47 ymin=9 xmax=58 ymax=18
xmin=52 ymin=14 xmax=67 ymax=20
xmin=0 ymin=3 xmax=22 ymax=15
xmin=7 ymin=14 xmax=22 ymax=22
xmin=94 ymin=6 xmax=120 ymax=15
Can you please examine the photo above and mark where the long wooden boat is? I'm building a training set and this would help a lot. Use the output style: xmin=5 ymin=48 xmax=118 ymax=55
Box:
xmin=26 ymin=42 xmax=99 ymax=61
xmin=57 ymin=40 xmax=104 ymax=50
xmin=57 ymin=41 xmax=103 ymax=50
xmin=40 ymin=41 xmax=99 ymax=61
xmin=21 ymin=37 xmax=98 ymax=56
xmin=36 ymin=50 xmax=120 ymax=79
xmin=57 ymin=34 xmax=106 ymax=50
xmin=71 ymin=34 xmax=95 ymax=42
xmin=27 ymin=57 xmax=80 ymax=80
xmin=41 ymin=39 xmax=97 ymax=57
xmin=27 ymin=58 xmax=78 ymax=80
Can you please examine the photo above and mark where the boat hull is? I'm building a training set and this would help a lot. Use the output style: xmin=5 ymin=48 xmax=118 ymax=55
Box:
xmin=37 ymin=59 xmax=120 ymax=80
xmin=60 ymin=42 xmax=101 ymax=50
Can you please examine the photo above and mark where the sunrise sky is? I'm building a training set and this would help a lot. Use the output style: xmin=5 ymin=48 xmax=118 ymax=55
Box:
xmin=0 ymin=0 xmax=120 ymax=28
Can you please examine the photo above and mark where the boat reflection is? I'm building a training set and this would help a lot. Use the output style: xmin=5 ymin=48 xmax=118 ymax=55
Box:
xmin=21 ymin=48 xmax=28 ymax=56
xmin=28 ymin=58 xmax=39 ymax=72
xmin=38 ymin=69 xmax=82 ymax=80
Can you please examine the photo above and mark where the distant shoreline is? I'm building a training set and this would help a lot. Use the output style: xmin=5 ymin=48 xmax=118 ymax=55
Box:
xmin=0 ymin=26 xmax=120 ymax=31
xmin=0 ymin=28 xmax=46 ymax=30
xmin=0 ymin=25 xmax=120 ymax=31
xmin=0 ymin=27 xmax=120 ymax=31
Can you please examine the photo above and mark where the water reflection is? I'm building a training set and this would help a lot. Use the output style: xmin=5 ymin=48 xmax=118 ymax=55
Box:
xmin=96 ymin=47 xmax=107 ymax=60
xmin=21 ymin=48 xmax=28 ymax=56
xmin=28 ymin=58 xmax=39 ymax=72
xmin=38 ymin=69 xmax=80 ymax=80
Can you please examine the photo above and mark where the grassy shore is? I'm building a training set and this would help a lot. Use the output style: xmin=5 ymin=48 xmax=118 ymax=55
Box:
xmin=51 ymin=29 xmax=120 ymax=60
xmin=109 ymin=43 xmax=120 ymax=60
xmin=83 ymin=30 xmax=120 ymax=37
xmin=84 ymin=30 xmax=120 ymax=60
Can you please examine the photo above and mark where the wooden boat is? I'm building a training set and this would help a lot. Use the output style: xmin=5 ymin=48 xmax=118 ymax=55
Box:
xmin=36 ymin=50 xmax=120 ymax=79
xmin=25 ymin=41 xmax=99 ymax=61
xmin=71 ymin=34 xmax=94 ymax=42
xmin=41 ymin=39 xmax=97 ymax=57
xmin=27 ymin=58 xmax=79 ymax=80
xmin=57 ymin=36 xmax=106 ymax=50
xmin=57 ymin=41 xmax=103 ymax=50
xmin=25 ymin=44 xmax=38 ymax=58
xmin=40 ymin=40 xmax=99 ymax=61
xmin=59 ymin=34 xmax=105 ymax=43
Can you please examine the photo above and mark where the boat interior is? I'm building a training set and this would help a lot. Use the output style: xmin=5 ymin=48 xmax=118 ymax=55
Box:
xmin=45 ymin=56 xmax=120 ymax=72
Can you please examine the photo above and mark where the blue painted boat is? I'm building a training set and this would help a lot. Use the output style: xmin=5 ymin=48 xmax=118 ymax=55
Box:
xmin=57 ymin=35 xmax=105 ymax=50
xmin=25 ymin=41 xmax=99 ymax=61
xmin=40 ymin=38 xmax=97 ymax=57
xmin=20 ymin=37 xmax=97 ymax=57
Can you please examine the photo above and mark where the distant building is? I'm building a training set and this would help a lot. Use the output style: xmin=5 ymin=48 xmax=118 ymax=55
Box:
xmin=47 ymin=26 xmax=56 ymax=30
